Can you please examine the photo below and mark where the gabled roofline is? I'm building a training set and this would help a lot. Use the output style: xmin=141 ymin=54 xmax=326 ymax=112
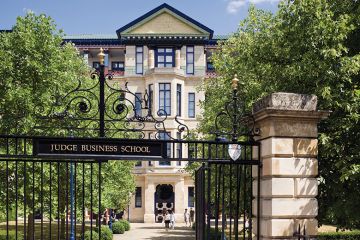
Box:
xmin=116 ymin=3 xmax=214 ymax=39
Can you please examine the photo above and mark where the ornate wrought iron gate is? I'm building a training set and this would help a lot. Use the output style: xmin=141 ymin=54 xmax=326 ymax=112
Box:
xmin=0 ymin=136 xmax=260 ymax=240
xmin=0 ymin=51 xmax=261 ymax=239
xmin=195 ymin=143 xmax=260 ymax=240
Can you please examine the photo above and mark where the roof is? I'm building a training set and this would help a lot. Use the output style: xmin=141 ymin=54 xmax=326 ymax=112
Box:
xmin=62 ymin=4 xmax=230 ymax=46
xmin=63 ymin=34 xmax=117 ymax=40
xmin=116 ymin=3 xmax=214 ymax=39
xmin=63 ymin=34 xmax=229 ymax=46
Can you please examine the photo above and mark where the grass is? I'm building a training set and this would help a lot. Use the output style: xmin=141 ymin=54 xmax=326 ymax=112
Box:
xmin=0 ymin=221 xmax=96 ymax=240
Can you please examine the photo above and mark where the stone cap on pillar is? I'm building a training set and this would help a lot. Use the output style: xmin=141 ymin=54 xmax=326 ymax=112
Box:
xmin=253 ymin=92 xmax=317 ymax=113
xmin=252 ymin=92 xmax=330 ymax=138
xmin=252 ymin=92 xmax=330 ymax=120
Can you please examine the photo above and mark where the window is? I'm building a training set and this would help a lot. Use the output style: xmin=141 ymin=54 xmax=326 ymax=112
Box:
xmin=159 ymin=83 xmax=171 ymax=116
xmin=135 ymin=161 xmax=142 ymax=167
xmin=135 ymin=187 xmax=142 ymax=208
xmin=188 ymin=187 xmax=195 ymax=207
xmin=156 ymin=48 xmax=174 ymax=68
xmin=186 ymin=46 xmax=194 ymax=74
xmin=176 ymin=132 xmax=182 ymax=166
xmin=188 ymin=93 xmax=195 ymax=118
xmin=135 ymin=93 xmax=142 ymax=117
xmin=112 ymin=62 xmax=124 ymax=71
xmin=136 ymin=46 xmax=143 ymax=74
xmin=207 ymin=62 xmax=215 ymax=71
xmin=159 ymin=132 xmax=171 ymax=166
xmin=148 ymin=84 xmax=153 ymax=112
xmin=176 ymin=84 xmax=182 ymax=116
xmin=188 ymin=144 xmax=195 ymax=159
xmin=93 ymin=62 xmax=100 ymax=70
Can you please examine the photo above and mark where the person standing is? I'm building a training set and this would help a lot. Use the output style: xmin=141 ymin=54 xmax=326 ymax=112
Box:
xmin=170 ymin=211 xmax=176 ymax=229
xmin=189 ymin=208 xmax=195 ymax=227
xmin=164 ymin=211 xmax=171 ymax=231
xmin=184 ymin=209 xmax=190 ymax=227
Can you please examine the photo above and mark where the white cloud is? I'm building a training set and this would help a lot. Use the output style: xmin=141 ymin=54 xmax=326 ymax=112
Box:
xmin=250 ymin=0 xmax=279 ymax=3
xmin=227 ymin=0 xmax=246 ymax=14
xmin=226 ymin=0 xmax=280 ymax=14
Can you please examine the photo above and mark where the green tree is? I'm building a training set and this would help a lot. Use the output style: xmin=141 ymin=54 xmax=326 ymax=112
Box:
xmin=0 ymin=12 xmax=136 ymax=239
xmin=202 ymin=0 xmax=360 ymax=229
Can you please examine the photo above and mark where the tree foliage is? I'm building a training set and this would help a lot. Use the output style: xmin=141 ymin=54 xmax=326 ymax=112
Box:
xmin=0 ymin=12 xmax=136 ymax=235
xmin=202 ymin=0 xmax=360 ymax=229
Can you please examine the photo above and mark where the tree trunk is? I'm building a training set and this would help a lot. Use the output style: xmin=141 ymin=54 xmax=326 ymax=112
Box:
xmin=26 ymin=213 xmax=34 ymax=240
xmin=60 ymin=217 xmax=66 ymax=240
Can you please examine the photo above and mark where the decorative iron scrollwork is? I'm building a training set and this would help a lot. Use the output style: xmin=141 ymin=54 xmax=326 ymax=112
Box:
xmin=213 ymin=75 xmax=256 ymax=142
xmin=35 ymin=58 xmax=189 ymax=140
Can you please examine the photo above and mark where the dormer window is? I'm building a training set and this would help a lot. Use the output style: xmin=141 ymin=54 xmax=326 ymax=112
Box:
xmin=156 ymin=47 xmax=174 ymax=68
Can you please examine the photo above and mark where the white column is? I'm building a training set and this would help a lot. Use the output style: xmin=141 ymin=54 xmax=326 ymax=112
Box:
xmin=174 ymin=177 xmax=185 ymax=222
xmin=144 ymin=178 xmax=155 ymax=223
xmin=148 ymin=49 xmax=154 ymax=69
xmin=175 ymin=49 xmax=181 ymax=69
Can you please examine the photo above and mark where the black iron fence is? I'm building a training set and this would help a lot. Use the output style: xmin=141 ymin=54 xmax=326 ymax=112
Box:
xmin=0 ymin=134 xmax=260 ymax=239
xmin=0 ymin=159 xmax=103 ymax=240
xmin=195 ymin=145 xmax=261 ymax=240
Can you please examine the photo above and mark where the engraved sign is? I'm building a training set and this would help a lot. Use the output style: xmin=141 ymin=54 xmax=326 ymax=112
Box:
xmin=33 ymin=137 xmax=166 ymax=159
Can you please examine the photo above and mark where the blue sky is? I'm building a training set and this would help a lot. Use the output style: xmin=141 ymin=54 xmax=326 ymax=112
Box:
xmin=0 ymin=0 xmax=279 ymax=36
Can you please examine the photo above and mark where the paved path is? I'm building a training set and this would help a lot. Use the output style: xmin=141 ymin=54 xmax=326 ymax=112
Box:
xmin=113 ymin=223 xmax=195 ymax=240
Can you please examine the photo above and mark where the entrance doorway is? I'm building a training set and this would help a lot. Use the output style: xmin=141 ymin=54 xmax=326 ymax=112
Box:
xmin=155 ymin=184 xmax=174 ymax=222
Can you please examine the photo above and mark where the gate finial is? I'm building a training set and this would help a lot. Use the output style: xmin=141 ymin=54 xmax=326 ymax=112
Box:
xmin=98 ymin=48 xmax=105 ymax=65
xmin=231 ymin=74 xmax=239 ymax=90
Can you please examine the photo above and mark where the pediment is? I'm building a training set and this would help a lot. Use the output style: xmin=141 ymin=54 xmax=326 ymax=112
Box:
xmin=117 ymin=4 xmax=213 ymax=39
xmin=128 ymin=11 xmax=203 ymax=35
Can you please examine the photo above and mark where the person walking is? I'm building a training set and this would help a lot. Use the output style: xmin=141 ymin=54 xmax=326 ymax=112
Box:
xmin=170 ymin=210 xmax=176 ymax=229
xmin=164 ymin=211 xmax=171 ymax=231
xmin=184 ymin=209 xmax=190 ymax=227
xmin=189 ymin=208 xmax=195 ymax=227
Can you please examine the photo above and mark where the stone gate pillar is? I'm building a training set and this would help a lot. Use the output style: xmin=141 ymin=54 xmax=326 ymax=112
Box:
xmin=252 ymin=93 xmax=329 ymax=239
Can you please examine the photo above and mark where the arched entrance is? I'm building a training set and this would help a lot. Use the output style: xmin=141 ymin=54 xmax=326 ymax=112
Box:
xmin=154 ymin=184 xmax=174 ymax=222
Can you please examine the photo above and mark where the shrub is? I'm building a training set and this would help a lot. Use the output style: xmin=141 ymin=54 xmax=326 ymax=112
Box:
xmin=112 ymin=221 xmax=125 ymax=234
xmin=318 ymin=230 xmax=360 ymax=240
xmin=97 ymin=226 xmax=113 ymax=240
xmin=82 ymin=230 xmax=99 ymax=240
xmin=0 ymin=230 xmax=23 ymax=240
xmin=118 ymin=220 xmax=131 ymax=231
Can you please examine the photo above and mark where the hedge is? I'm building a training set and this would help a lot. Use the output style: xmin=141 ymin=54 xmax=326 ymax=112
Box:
xmin=118 ymin=220 xmax=131 ymax=231
xmin=83 ymin=230 xmax=99 ymax=240
xmin=112 ymin=221 xmax=125 ymax=234
xmin=95 ymin=226 xmax=113 ymax=240
xmin=318 ymin=230 xmax=360 ymax=240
